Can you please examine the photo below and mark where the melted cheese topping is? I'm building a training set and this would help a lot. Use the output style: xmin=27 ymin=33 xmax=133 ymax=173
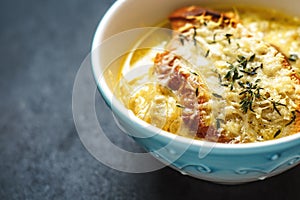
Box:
xmin=239 ymin=7 xmax=300 ymax=72
xmin=171 ymin=22 xmax=300 ymax=142
xmin=122 ymin=7 xmax=300 ymax=143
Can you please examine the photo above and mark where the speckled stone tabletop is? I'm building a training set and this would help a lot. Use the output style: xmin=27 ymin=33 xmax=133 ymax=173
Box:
xmin=1 ymin=0 xmax=300 ymax=199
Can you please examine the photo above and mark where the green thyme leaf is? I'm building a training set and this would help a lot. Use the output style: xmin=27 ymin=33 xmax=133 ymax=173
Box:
xmin=176 ymin=104 xmax=185 ymax=108
xmin=249 ymin=54 xmax=256 ymax=62
xmin=286 ymin=111 xmax=296 ymax=126
xmin=288 ymin=54 xmax=299 ymax=62
xmin=192 ymin=27 xmax=197 ymax=46
xmin=212 ymin=93 xmax=222 ymax=98
xmin=205 ymin=49 xmax=210 ymax=57
xmin=225 ymin=33 xmax=233 ymax=44
xmin=273 ymin=130 xmax=281 ymax=138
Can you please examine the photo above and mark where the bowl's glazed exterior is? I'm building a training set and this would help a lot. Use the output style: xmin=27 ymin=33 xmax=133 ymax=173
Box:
xmin=91 ymin=0 xmax=300 ymax=184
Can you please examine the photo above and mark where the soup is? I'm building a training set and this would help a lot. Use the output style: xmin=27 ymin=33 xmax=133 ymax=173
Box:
xmin=118 ymin=6 xmax=300 ymax=143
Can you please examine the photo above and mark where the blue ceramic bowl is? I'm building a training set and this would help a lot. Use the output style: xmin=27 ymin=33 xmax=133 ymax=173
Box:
xmin=91 ymin=0 xmax=300 ymax=184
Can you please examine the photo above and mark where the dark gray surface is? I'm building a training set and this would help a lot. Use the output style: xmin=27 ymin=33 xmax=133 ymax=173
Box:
xmin=0 ymin=0 xmax=300 ymax=199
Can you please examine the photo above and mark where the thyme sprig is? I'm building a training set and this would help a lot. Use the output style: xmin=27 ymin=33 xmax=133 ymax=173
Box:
xmin=236 ymin=54 xmax=260 ymax=76
xmin=224 ymin=62 xmax=243 ymax=90
xmin=225 ymin=33 xmax=233 ymax=44
xmin=239 ymin=80 xmax=263 ymax=113
xmin=221 ymin=54 xmax=260 ymax=90
xmin=240 ymin=67 xmax=260 ymax=76
xmin=237 ymin=55 xmax=248 ymax=68
xmin=270 ymin=100 xmax=286 ymax=116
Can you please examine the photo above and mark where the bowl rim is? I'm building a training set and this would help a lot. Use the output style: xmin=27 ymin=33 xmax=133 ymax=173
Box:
xmin=91 ymin=0 xmax=300 ymax=152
